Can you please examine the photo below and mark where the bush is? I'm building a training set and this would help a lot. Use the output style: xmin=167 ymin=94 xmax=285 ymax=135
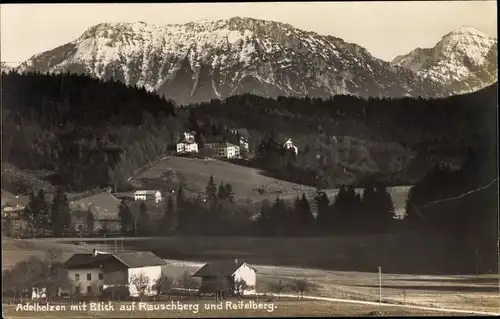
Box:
xmin=102 ymin=286 xmax=130 ymax=301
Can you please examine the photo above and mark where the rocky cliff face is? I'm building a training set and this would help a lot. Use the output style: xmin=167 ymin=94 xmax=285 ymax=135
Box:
xmin=392 ymin=27 xmax=497 ymax=95
xmin=17 ymin=17 xmax=447 ymax=105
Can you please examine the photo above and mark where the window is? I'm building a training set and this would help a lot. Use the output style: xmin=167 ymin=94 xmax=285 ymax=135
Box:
xmin=75 ymin=273 xmax=80 ymax=281
xmin=98 ymin=273 xmax=103 ymax=280
xmin=99 ymin=285 xmax=104 ymax=293
xmin=87 ymin=286 xmax=92 ymax=293
xmin=87 ymin=273 xmax=92 ymax=281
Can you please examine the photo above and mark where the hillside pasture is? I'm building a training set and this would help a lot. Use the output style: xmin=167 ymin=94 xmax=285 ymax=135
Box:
xmin=131 ymin=157 xmax=410 ymax=211
xmin=1 ymin=237 xmax=91 ymax=270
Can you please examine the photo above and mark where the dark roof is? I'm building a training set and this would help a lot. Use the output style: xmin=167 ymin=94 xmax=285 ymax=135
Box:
xmin=64 ymin=253 xmax=111 ymax=269
xmin=113 ymin=251 xmax=167 ymax=268
xmin=192 ymin=260 xmax=256 ymax=278
xmin=69 ymin=192 xmax=121 ymax=219
xmin=64 ymin=251 xmax=166 ymax=269
xmin=233 ymin=128 xmax=249 ymax=138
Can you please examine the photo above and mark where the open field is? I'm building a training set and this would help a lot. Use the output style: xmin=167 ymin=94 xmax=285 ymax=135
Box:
xmin=5 ymin=237 xmax=499 ymax=314
xmin=1 ymin=163 xmax=55 ymax=195
xmin=1 ymin=237 xmax=90 ymax=270
xmin=131 ymin=156 xmax=410 ymax=210
xmin=1 ymin=299 xmax=472 ymax=318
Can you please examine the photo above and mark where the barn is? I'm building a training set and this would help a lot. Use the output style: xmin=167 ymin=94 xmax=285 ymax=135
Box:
xmin=192 ymin=259 xmax=257 ymax=295
xmin=64 ymin=249 xmax=167 ymax=297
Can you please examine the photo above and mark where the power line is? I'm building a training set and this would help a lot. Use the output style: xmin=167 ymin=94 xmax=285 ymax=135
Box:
xmin=410 ymin=177 xmax=499 ymax=221
xmin=419 ymin=178 xmax=498 ymax=209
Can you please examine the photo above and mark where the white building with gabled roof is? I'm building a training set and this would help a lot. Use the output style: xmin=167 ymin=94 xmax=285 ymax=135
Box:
xmin=283 ymin=138 xmax=298 ymax=155
xmin=134 ymin=190 xmax=162 ymax=203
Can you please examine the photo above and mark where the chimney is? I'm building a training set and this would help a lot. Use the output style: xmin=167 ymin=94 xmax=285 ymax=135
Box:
xmin=234 ymin=258 xmax=238 ymax=264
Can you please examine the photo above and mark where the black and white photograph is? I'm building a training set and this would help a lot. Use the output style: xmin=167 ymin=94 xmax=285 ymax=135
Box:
xmin=1 ymin=1 xmax=498 ymax=317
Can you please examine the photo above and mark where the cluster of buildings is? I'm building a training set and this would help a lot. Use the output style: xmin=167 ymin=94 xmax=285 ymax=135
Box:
xmin=31 ymin=249 xmax=258 ymax=299
xmin=176 ymin=128 xmax=298 ymax=158
xmin=1 ymin=188 xmax=165 ymax=237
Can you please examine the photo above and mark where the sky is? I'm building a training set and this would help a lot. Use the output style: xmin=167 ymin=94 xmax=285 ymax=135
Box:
xmin=1 ymin=1 xmax=497 ymax=63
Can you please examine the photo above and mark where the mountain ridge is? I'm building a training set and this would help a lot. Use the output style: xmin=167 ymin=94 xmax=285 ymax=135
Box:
xmin=15 ymin=18 xmax=495 ymax=104
xmin=391 ymin=26 xmax=497 ymax=94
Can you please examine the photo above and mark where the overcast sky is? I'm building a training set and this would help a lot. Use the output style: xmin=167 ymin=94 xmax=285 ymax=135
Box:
xmin=1 ymin=1 xmax=497 ymax=63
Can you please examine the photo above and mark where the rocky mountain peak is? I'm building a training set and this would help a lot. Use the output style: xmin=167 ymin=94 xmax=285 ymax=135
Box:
xmin=16 ymin=19 xmax=496 ymax=104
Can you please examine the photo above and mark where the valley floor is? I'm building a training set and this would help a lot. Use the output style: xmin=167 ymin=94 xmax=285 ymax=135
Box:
xmin=3 ymin=237 xmax=499 ymax=315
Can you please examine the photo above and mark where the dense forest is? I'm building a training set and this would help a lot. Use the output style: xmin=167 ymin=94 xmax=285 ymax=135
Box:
xmin=1 ymin=71 xmax=497 ymax=193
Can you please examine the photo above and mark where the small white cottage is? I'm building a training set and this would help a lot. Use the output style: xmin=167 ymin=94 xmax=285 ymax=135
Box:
xmin=192 ymin=259 xmax=257 ymax=295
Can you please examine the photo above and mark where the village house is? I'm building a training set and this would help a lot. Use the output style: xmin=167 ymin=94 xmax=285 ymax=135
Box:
xmin=192 ymin=258 xmax=257 ymax=295
xmin=134 ymin=190 xmax=162 ymax=203
xmin=176 ymin=140 xmax=199 ymax=154
xmin=1 ymin=191 xmax=29 ymax=237
xmin=283 ymin=138 xmax=299 ymax=155
xmin=64 ymin=250 xmax=167 ymax=297
xmin=181 ymin=131 xmax=196 ymax=143
xmin=229 ymin=128 xmax=250 ymax=152
xmin=70 ymin=191 xmax=122 ymax=234
xmin=176 ymin=131 xmax=199 ymax=154
xmin=205 ymin=142 xmax=241 ymax=159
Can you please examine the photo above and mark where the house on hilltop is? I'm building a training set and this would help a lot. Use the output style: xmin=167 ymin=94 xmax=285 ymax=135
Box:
xmin=192 ymin=258 xmax=257 ymax=295
xmin=283 ymin=138 xmax=299 ymax=155
xmin=229 ymin=128 xmax=250 ymax=152
xmin=176 ymin=140 xmax=199 ymax=154
xmin=205 ymin=142 xmax=240 ymax=159
xmin=64 ymin=249 xmax=167 ymax=297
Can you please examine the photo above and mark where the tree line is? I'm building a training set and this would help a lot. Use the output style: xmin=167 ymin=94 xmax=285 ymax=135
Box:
xmin=114 ymin=175 xmax=398 ymax=237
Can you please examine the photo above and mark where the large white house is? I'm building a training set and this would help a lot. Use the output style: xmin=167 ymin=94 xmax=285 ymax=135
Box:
xmin=283 ymin=138 xmax=299 ymax=155
xmin=205 ymin=142 xmax=240 ymax=159
xmin=192 ymin=258 xmax=257 ymax=295
xmin=64 ymin=250 xmax=167 ymax=297
xmin=176 ymin=141 xmax=199 ymax=154
xmin=134 ymin=190 xmax=162 ymax=203
xmin=229 ymin=128 xmax=250 ymax=152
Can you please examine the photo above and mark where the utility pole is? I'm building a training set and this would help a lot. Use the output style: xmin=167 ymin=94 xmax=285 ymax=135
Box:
xmin=378 ymin=266 xmax=382 ymax=303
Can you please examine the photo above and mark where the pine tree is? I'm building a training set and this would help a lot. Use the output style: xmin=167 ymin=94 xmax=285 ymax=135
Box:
xmin=23 ymin=190 xmax=39 ymax=238
xmin=176 ymin=185 xmax=185 ymax=208
xmin=161 ymin=195 xmax=177 ymax=234
xmin=271 ymin=196 xmax=288 ymax=236
xmin=225 ymin=183 xmax=235 ymax=203
xmin=374 ymin=186 xmax=395 ymax=232
xmin=37 ymin=189 xmax=50 ymax=236
xmin=138 ymin=201 xmax=149 ymax=236
xmin=299 ymin=194 xmax=314 ymax=233
xmin=205 ymin=175 xmax=218 ymax=204
xmin=85 ymin=209 xmax=95 ymax=236
xmin=118 ymin=200 xmax=133 ymax=235
xmin=314 ymin=191 xmax=331 ymax=234
xmin=50 ymin=188 xmax=71 ymax=237
xmin=218 ymin=182 xmax=228 ymax=200
xmin=360 ymin=185 xmax=378 ymax=232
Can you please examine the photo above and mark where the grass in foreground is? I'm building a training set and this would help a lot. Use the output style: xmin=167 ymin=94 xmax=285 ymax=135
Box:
xmin=2 ymin=300 xmax=469 ymax=318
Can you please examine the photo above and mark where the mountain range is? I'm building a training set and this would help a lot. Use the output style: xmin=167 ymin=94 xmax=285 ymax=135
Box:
xmin=10 ymin=17 xmax=498 ymax=104
xmin=391 ymin=26 xmax=497 ymax=95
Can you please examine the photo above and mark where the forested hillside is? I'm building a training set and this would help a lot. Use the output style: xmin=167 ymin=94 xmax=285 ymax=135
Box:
xmin=1 ymin=71 xmax=496 ymax=193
